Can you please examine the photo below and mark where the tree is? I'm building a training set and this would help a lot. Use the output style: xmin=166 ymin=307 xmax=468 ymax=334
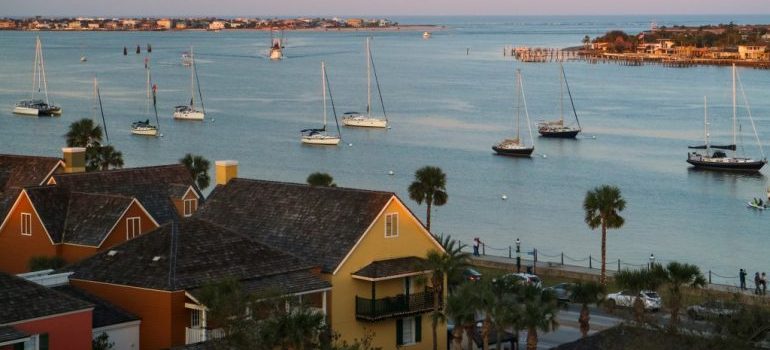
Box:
xmin=434 ymin=234 xmax=470 ymax=291
xmin=92 ymin=332 xmax=114 ymax=350
xmin=583 ymin=185 xmax=626 ymax=286
xmin=582 ymin=35 xmax=591 ymax=49
xmin=655 ymin=262 xmax=706 ymax=328
xmin=419 ymin=236 xmax=469 ymax=350
xmin=180 ymin=154 xmax=211 ymax=190
xmin=519 ymin=285 xmax=559 ymax=350
xmin=570 ymin=281 xmax=606 ymax=338
xmin=89 ymin=145 xmax=124 ymax=171
xmin=486 ymin=280 xmax=521 ymax=350
xmin=408 ymin=166 xmax=448 ymax=231
xmin=307 ymin=172 xmax=336 ymax=187
xmin=66 ymin=118 xmax=102 ymax=148
xmin=444 ymin=282 xmax=477 ymax=350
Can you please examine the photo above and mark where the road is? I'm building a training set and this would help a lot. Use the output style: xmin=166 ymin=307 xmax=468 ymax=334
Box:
xmin=521 ymin=304 xmax=624 ymax=349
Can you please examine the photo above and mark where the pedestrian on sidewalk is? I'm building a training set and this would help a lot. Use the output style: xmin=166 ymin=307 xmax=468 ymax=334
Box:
xmin=762 ymin=272 xmax=767 ymax=295
xmin=754 ymin=273 xmax=761 ymax=294
xmin=472 ymin=237 xmax=481 ymax=256
xmin=740 ymin=269 xmax=747 ymax=290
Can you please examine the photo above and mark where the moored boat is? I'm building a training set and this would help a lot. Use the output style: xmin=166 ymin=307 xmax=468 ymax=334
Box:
xmin=13 ymin=36 xmax=61 ymax=117
xmin=538 ymin=64 xmax=581 ymax=138
xmin=493 ymin=69 xmax=535 ymax=157
xmin=302 ymin=62 xmax=341 ymax=145
xmin=343 ymin=37 xmax=388 ymax=129
xmin=174 ymin=47 xmax=205 ymax=121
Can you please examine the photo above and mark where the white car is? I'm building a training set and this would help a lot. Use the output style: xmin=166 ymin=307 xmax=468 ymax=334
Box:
xmin=501 ymin=273 xmax=542 ymax=288
xmin=606 ymin=290 xmax=661 ymax=311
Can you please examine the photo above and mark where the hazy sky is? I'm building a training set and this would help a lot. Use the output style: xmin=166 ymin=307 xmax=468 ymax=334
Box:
xmin=2 ymin=0 xmax=770 ymax=17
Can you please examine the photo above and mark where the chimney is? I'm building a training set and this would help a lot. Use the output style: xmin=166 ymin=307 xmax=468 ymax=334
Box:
xmin=62 ymin=147 xmax=86 ymax=173
xmin=215 ymin=160 xmax=238 ymax=186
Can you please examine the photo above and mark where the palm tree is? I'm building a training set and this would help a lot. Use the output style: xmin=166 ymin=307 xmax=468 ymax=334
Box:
xmin=613 ymin=268 xmax=664 ymax=323
xmin=88 ymin=145 xmax=124 ymax=171
xmin=420 ymin=237 xmax=469 ymax=350
xmin=486 ymin=280 xmax=521 ymax=350
xmin=445 ymin=282 xmax=478 ymax=350
xmin=434 ymin=234 xmax=470 ymax=291
xmin=519 ymin=285 xmax=559 ymax=350
xmin=66 ymin=118 xmax=103 ymax=147
xmin=306 ymin=172 xmax=336 ymax=187
xmin=180 ymin=154 xmax=211 ymax=190
xmin=656 ymin=262 xmax=706 ymax=328
xmin=570 ymin=281 xmax=606 ymax=338
xmin=408 ymin=166 xmax=448 ymax=231
xmin=583 ymin=185 xmax=626 ymax=286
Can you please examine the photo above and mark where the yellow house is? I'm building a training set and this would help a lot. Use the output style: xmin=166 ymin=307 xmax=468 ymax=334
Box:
xmin=198 ymin=161 xmax=448 ymax=349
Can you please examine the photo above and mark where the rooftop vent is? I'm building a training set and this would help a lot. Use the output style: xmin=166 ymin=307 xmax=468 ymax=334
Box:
xmin=107 ymin=250 xmax=118 ymax=256
xmin=152 ymin=256 xmax=162 ymax=262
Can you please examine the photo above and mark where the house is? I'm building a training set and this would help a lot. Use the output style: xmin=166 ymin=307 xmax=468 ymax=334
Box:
xmin=0 ymin=153 xmax=65 ymax=226
xmin=0 ymin=149 xmax=200 ymax=274
xmin=156 ymin=18 xmax=173 ymax=30
xmin=0 ymin=20 xmax=17 ymax=29
xmin=346 ymin=18 xmax=364 ymax=27
xmin=208 ymin=21 xmax=225 ymax=30
xmin=65 ymin=218 xmax=331 ymax=350
xmin=68 ymin=20 xmax=84 ymax=30
xmin=738 ymin=45 xmax=768 ymax=60
xmin=196 ymin=161 xmax=447 ymax=349
xmin=0 ymin=272 xmax=93 ymax=349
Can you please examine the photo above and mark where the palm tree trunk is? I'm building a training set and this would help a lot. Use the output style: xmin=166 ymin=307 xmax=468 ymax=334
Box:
xmin=432 ymin=287 xmax=439 ymax=350
xmin=600 ymin=221 xmax=607 ymax=286
xmin=579 ymin=304 xmax=590 ymax=337
xmin=464 ymin=326 xmax=474 ymax=350
xmin=526 ymin=327 xmax=538 ymax=350
xmin=426 ymin=201 xmax=432 ymax=231
xmin=482 ymin=317 xmax=490 ymax=350
xmin=451 ymin=327 xmax=463 ymax=350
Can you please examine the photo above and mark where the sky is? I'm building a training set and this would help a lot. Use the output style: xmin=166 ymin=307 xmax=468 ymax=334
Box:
xmin=2 ymin=0 xmax=770 ymax=17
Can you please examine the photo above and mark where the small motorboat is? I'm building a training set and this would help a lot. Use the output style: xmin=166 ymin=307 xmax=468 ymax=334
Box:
xmin=423 ymin=31 xmax=432 ymax=39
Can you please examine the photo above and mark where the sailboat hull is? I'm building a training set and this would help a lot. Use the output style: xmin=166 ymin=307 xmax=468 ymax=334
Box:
xmin=686 ymin=157 xmax=766 ymax=172
xmin=131 ymin=127 xmax=158 ymax=136
xmin=13 ymin=102 xmax=60 ymax=116
xmin=492 ymin=145 xmax=535 ymax=157
xmin=538 ymin=128 xmax=580 ymax=138
xmin=174 ymin=110 xmax=204 ymax=121
xmin=342 ymin=116 xmax=387 ymax=128
xmin=270 ymin=49 xmax=283 ymax=60
xmin=301 ymin=134 xmax=340 ymax=145
xmin=13 ymin=106 xmax=40 ymax=116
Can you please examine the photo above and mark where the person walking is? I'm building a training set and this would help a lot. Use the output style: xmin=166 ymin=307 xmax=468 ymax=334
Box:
xmin=754 ymin=273 xmax=761 ymax=295
xmin=472 ymin=237 xmax=481 ymax=256
xmin=762 ymin=272 xmax=767 ymax=295
xmin=740 ymin=269 xmax=747 ymax=290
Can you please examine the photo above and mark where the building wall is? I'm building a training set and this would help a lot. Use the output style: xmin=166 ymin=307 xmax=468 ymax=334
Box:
xmin=330 ymin=197 xmax=446 ymax=350
xmin=0 ymin=193 xmax=57 ymax=274
xmin=71 ymin=280 xmax=187 ymax=350
xmin=172 ymin=190 xmax=199 ymax=218
xmin=11 ymin=310 xmax=93 ymax=350
xmin=93 ymin=321 xmax=141 ymax=350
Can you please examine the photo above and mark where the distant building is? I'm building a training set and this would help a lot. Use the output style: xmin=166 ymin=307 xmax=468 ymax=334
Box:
xmin=208 ymin=21 xmax=225 ymax=30
xmin=346 ymin=18 xmax=364 ymax=27
xmin=738 ymin=45 xmax=768 ymax=60
xmin=156 ymin=18 xmax=173 ymax=30
xmin=174 ymin=21 xmax=187 ymax=30
xmin=68 ymin=20 xmax=83 ymax=30
xmin=87 ymin=22 xmax=100 ymax=30
xmin=0 ymin=20 xmax=17 ymax=29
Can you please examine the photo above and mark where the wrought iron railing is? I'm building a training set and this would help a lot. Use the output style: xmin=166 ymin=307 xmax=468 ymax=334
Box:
xmin=355 ymin=290 xmax=438 ymax=321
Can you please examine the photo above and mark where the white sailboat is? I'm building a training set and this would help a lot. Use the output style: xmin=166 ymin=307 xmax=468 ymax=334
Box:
xmin=13 ymin=36 xmax=62 ymax=116
xmin=92 ymin=77 xmax=110 ymax=143
xmin=302 ymin=62 xmax=341 ymax=145
xmin=132 ymin=58 xmax=160 ymax=136
xmin=174 ymin=47 xmax=205 ymax=121
xmin=343 ymin=37 xmax=388 ymax=128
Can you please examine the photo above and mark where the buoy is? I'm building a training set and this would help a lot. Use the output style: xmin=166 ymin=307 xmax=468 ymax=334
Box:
xmin=388 ymin=170 xmax=394 ymax=176
xmin=387 ymin=126 xmax=392 ymax=130
xmin=592 ymin=135 xmax=596 ymax=139
xmin=348 ymin=143 xmax=353 ymax=147
xmin=501 ymin=195 xmax=508 ymax=200
xmin=542 ymin=154 xmax=547 ymax=158
xmin=159 ymin=133 xmax=164 ymax=137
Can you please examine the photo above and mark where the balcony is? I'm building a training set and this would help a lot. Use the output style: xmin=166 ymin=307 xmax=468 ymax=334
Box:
xmin=185 ymin=327 xmax=225 ymax=345
xmin=355 ymin=290 xmax=438 ymax=321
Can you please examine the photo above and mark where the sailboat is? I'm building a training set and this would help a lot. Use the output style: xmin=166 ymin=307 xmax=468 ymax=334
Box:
xmin=92 ymin=77 xmax=110 ymax=143
xmin=493 ymin=69 xmax=535 ymax=157
xmin=132 ymin=58 xmax=160 ymax=136
xmin=538 ymin=64 xmax=582 ymax=138
xmin=343 ymin=37 xmax=388 ymax=129
xmin=269 ymin=30 xmax=283 ymax=60
xmin=301 ymin=62 xmax=341 ymax=145
xmin=13 ymin=36 xmax=62 ymax=116
xmin=687 ymin=64 xmax=766 ymax=172
xmin=174 ymin=47 xmax=205 ymax=121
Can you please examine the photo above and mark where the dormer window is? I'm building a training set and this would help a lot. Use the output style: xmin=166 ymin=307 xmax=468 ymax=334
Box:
xmin=126 ymin=217 xmax=141 ymax=240
xmin=385 ymin=213 xmax=398 ymax=238
xmin=183 ymin=198 xmax=197 ymax=217
xmin=20 ymin=213 xmax=32 ymax=236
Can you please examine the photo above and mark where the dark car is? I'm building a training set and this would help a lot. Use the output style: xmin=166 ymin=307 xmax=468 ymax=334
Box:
xmin=546 ymin=282 xmax=575 ymax=303
xmin=463 ymin=268 xmax=483 ymax=282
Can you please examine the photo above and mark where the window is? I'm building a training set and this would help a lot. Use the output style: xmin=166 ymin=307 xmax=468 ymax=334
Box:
xmin=385 ymin=213 xmax=398 ymax=238
xmin=190 ymin=309 xmax=201 ymax=328
xmin=126 ymin=217 xmax=141 ymax=239
xmin=20 ymin=213 xmax=32 ymax=236
xmin=183 ymin=198 xmax=196 ymax=217
xmin=397 ymin=316 xmax=421 ymax=346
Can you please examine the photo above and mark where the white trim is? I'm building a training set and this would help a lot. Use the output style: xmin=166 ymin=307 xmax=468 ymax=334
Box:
xmin=0 ymin=190 xmax=57 ymax=245
xmin=92 ymin=319 xmax=141 ymax=334
xmin=0 ymin=337 xmax=31 ymax=347
xmin=185 ymin=302 xmax=207 ymax=311
xmin=185 ymin=291 xmax=202 ymax=305
xmin=96 ymin=199 xmax=157 ymax=248
xmin=291 ymin=286 xmax=333 ymax=296
xmin=384 ymin=212 xmax=399 ymax=238
xmin=4 ymin=307 xmax=93 ymax=326
xmin=70 ymin=278 xmax=180 ymax=293
xmin=40 ymin=160 xmax=65 ymax=185
xmin=182 ymin=186 xmax=201 ymax=200
xmin=126 ymin=217 xmax=141 ymax=240
xmin=332 ymin=196 xmax=445 ymax=275
xmin=20 ymin=212 xmax=32 ymax=236
xmin=183 ymin=198 xmax=196 ymax=217
xmin=351 ymin=270 xmax=432 ymax=282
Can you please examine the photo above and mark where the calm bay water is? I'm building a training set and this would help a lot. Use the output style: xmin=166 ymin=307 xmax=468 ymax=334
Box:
xmin=1 ymin=15 xmax=770 ymax=282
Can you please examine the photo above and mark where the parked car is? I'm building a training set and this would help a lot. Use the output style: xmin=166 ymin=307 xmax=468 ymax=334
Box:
xmin=495 ymin=273 xmax=542 ymax=289
xmin=606 ymin=290 xmax=661 ymax=311
xmin=463 ymin=268 xmax=483 ymax=282
xmin=546 ymin=282 xmax=575 ymax=303
xmin=686 ymin=300 xmax=741 ymax=320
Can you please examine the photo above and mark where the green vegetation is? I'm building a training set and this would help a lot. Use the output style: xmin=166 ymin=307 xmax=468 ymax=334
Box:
xmin=306 ymin=172 xmax=336 ymax=187
xmin=583 ymin=185 xmax=626 ymax=286
xmin=65 ymin=118 xmax=124 ymax=172
xmin=92 ymin=333 xmax=114 ymax=350
xmin=570 ymin=281 xmax=606 ymax=338
xmin=408 ymin=166 xmax=448 ymax=231
xmin=180 ymin=153 xmax=211 ymax=190
xmin=590 ymin=23 xmax=770 ymax=52
xmin=653 ymin=262 xmax=707 ymax=329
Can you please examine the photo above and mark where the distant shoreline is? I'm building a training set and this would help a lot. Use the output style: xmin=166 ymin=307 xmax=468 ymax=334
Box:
xmin=4 ymin=25 xmax=443 ymax=33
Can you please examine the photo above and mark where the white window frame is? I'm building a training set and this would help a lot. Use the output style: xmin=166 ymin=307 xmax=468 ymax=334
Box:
xmin=21 ymin=212 xmax=32 ymax=236
xmin=402 ymin=317 xmax=416 ymax=345
xmin=183 ymin=198 xmax=196 ymax=217
xmin=126 ymin=217 xmax=141 ymax=239
xmin=385 ymin=213 xmax=398 ymax=238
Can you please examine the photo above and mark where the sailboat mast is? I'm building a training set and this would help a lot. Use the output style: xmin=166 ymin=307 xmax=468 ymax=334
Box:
xmin=520 ymin=71 xmax=535 ymax=147
xmin=704 ymin=96 xmax=709 ymax=152
xmin=146 ymin=59 xmax=151 ymax=114
xmin=38 ymin=37 xmax=50 ymax=105
xmin=96 ymin=78 xmax=109 ymax=143
xmin=366 ymin=37 xmax=371 ymax=118
xmin=190 ymin=47 xmax=195 ymax=108
xmin=732 ymin=64 xmax=737 ymax=147
xmin=322 ymin=61 xmax=327 ymax=128
xmin=559 ymin=65 xmax=564 ymax=122
xmin=515 ymin=69 xmax=521 ymax=141
xmin=31 ymin=37 xmax=39 ymax=100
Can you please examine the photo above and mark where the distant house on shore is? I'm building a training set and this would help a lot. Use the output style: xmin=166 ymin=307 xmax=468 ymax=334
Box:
xmin=346 ymin=18 xmax=364 ymax=27
xmin=156 ymin=18 xmax=173 ymax=30
xmin=738 ymin=45 xmax=768 ymax=60
xmin=0 ymin=19 xmax=17 ymax=29
xmin=208 ymin=21 xmax=225 ymax=30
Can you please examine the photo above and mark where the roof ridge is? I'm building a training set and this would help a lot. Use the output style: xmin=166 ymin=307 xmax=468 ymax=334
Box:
xmin=0 ymin=154 xmax=61 ymax=161
xmin=228 ymin=177 xmax=396 ymax=196
xmin=54 ymin=163 xmax=186 ymax=178
xmin=68 ymin=191 xmax=136 ymax=201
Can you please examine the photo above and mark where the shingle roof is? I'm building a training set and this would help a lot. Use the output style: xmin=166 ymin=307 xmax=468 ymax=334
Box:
xmin=53 ymin=286 xmax=139 ymax=328
xmin=0 ymin=326 xmax=28 ymax=343
xmin=0 ymin=154 xmax=62 ymax=224
xmin=25 ymin=187 xmax=134 ymax=246
xmin=66 ymin=218 xmax=329 ymax=294
xmin=0 ymin=272 xmax=92 ymax=324
xmin=52 ymin=165 xmax=199 ymax=225
xmin=198 ymin=179 xmax=394 ymax=272
xmin=352 ymin=257 xmax=428 ymax=280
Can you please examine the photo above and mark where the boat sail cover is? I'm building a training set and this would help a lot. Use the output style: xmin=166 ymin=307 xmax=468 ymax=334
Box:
xmin=688 ymin=144 xmax=737 ymax=151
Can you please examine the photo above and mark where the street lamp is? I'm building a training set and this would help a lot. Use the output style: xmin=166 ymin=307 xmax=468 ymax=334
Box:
xmin=516 ymin=238 xmax=521 ymax=273
xmin=649 ymin=253 xmax=655 ymax=268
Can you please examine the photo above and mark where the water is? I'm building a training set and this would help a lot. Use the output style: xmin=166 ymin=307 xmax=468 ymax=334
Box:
xmin=1 ymin=15 xmax=770 ymax=282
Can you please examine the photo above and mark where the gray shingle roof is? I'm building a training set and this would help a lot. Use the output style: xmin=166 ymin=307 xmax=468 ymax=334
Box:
xmin=53 ymin=286 xmax=139 ymax=328
xmin=0 ymin=326 xmax=28 ymax=343
xmin=52 ymin=164 xmax=199 ymax=225
xmin=0 ymin=154 xmax=61 ymax=224
xmin=0 ymin=272 xmax=92 ymax=324
xmin=66 ymin=218 xmax=328 ymax=294
xmin=352 ymin=257 xmax=428 ymax=280
xmin=198 ymin=179 xmax=394 ymax=272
